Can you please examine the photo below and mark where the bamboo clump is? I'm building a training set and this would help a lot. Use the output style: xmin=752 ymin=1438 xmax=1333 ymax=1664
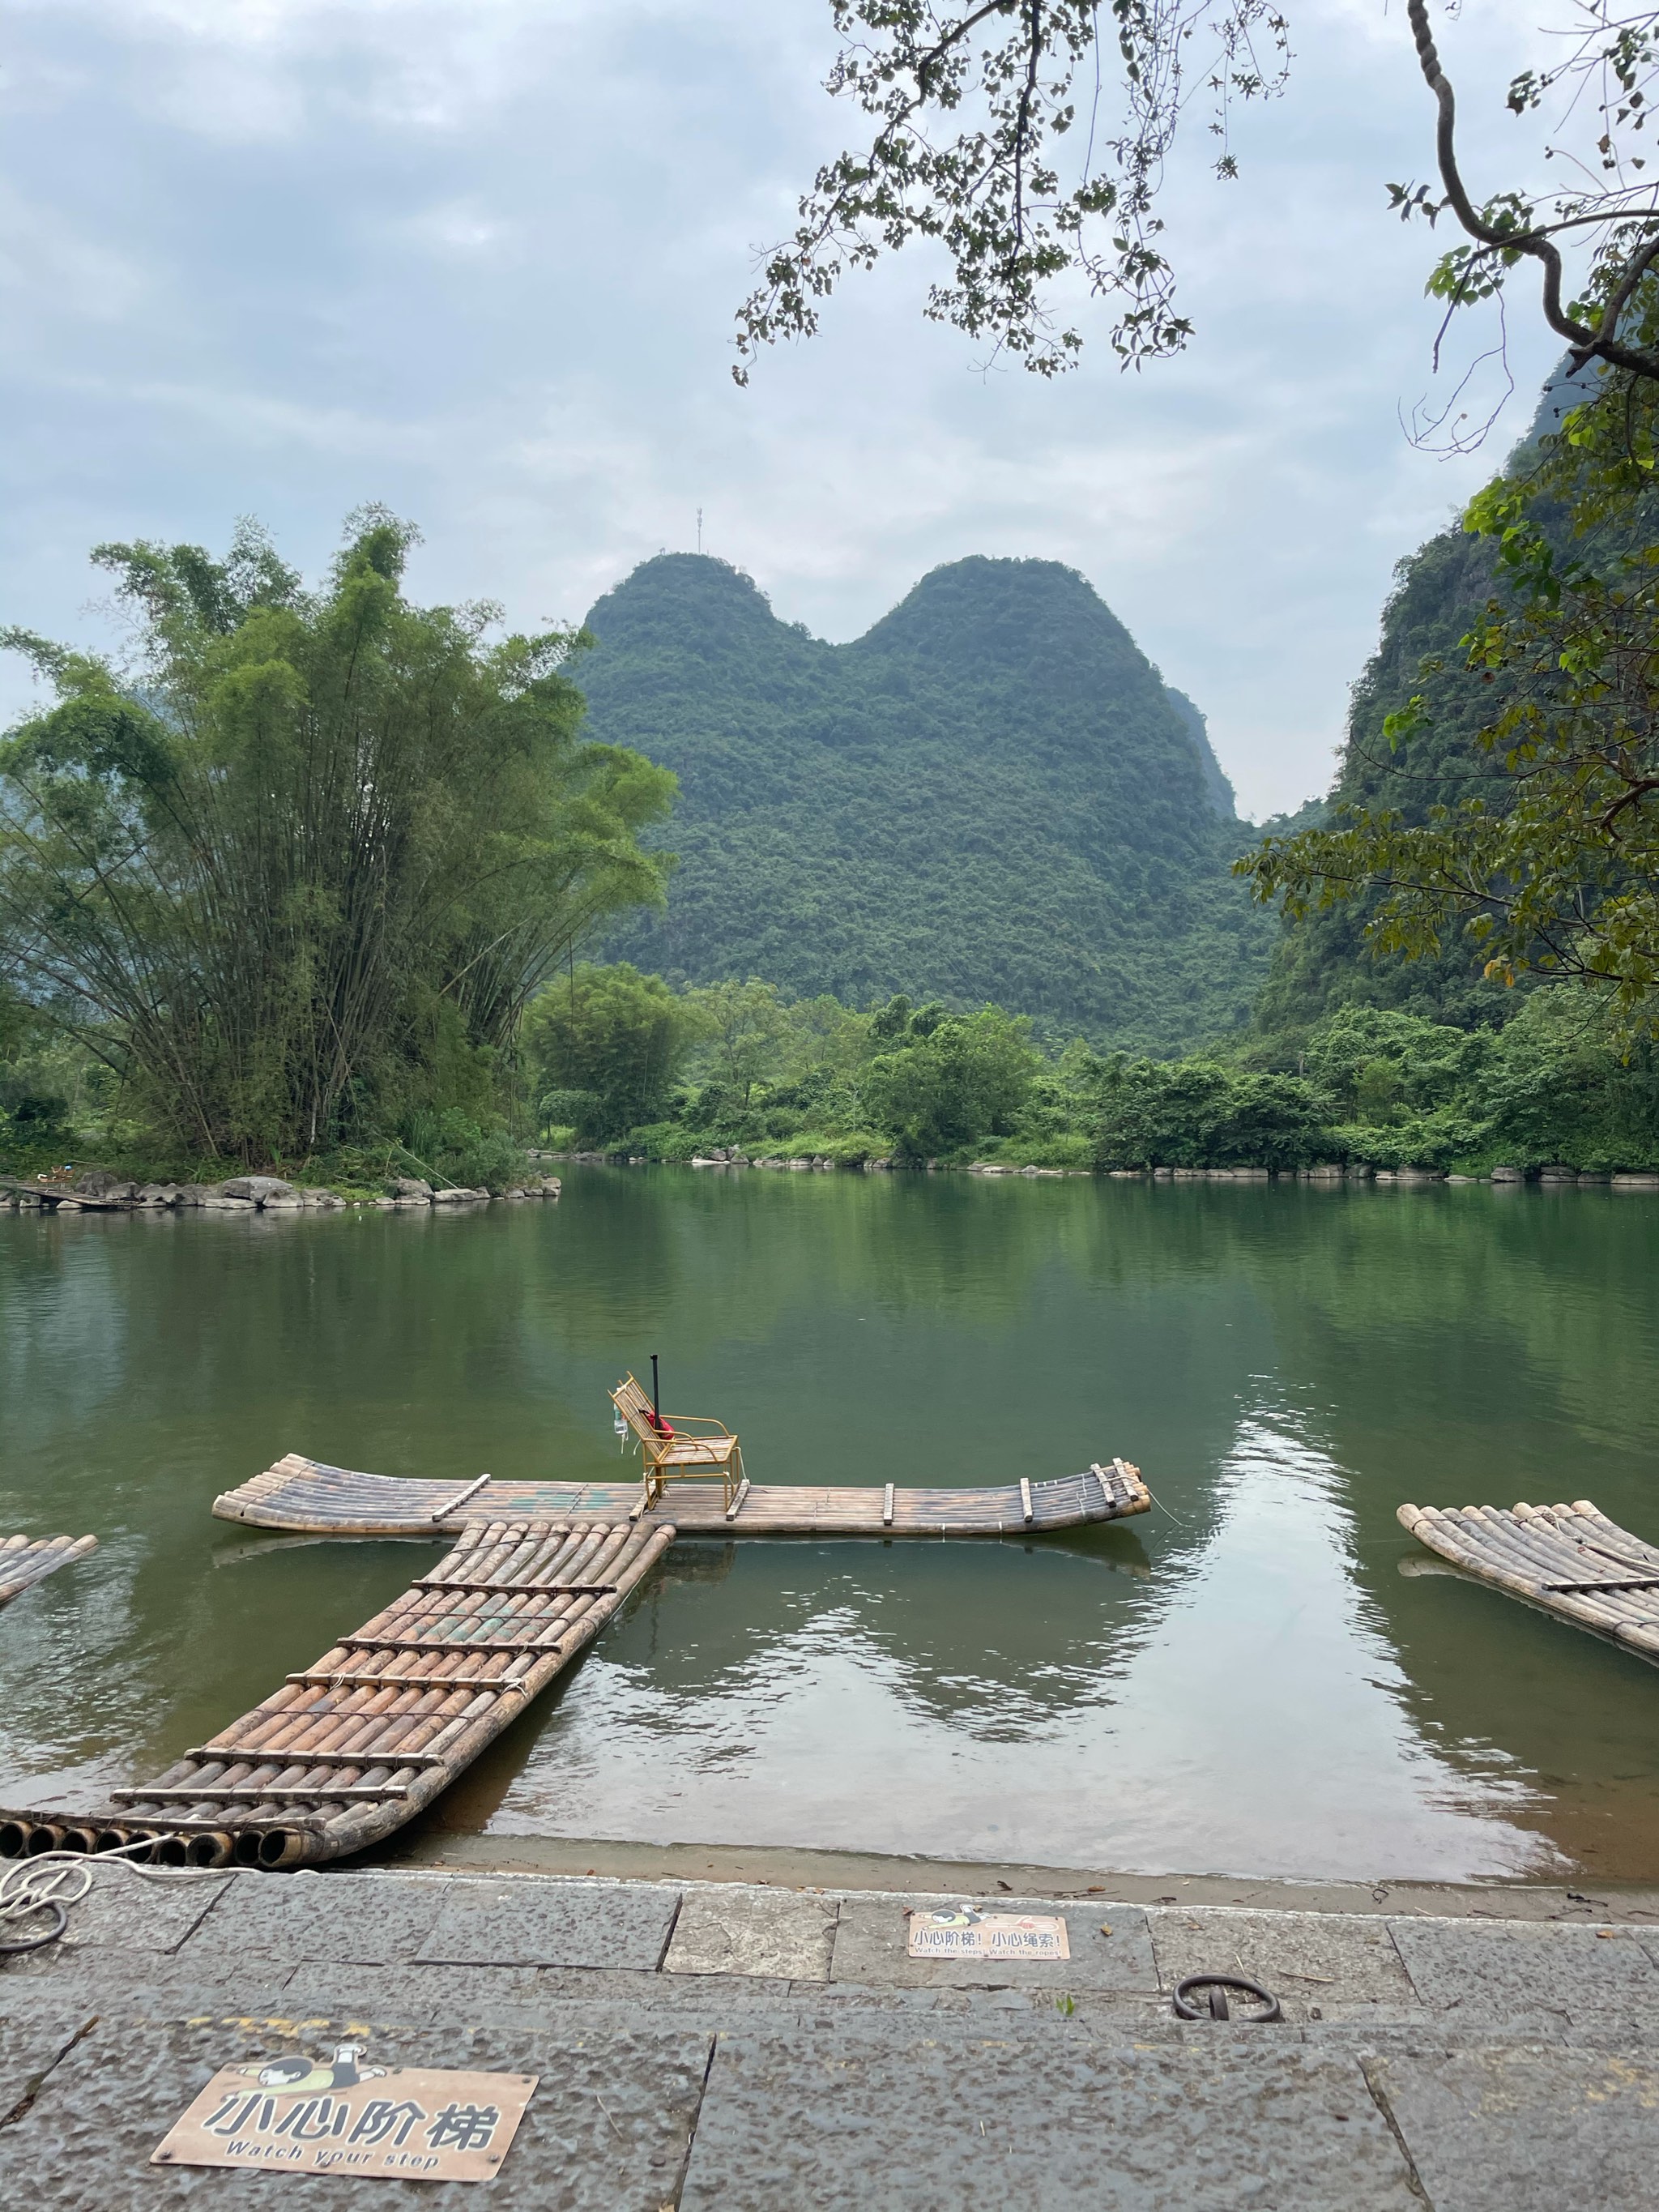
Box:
xmin=0 ymin=1519 xmax=672 ymax=1869
xmin=0 ymin=1534 xmax=97 ymax=1608
xmin=1397 ymin=1498 xmax=1659 ymax=1663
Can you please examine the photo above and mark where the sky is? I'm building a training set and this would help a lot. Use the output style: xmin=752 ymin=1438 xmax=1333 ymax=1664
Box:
xmin=0 ymin=2 xmax=1576 ymax=818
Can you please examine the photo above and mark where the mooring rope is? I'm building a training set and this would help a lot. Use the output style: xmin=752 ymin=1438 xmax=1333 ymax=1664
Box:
xmin=0 ymin=1841 xmax=175 ymax=1956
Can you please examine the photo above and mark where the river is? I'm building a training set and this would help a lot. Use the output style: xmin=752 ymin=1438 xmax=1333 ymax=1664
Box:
xmin=2 ymin=1166 xmax=1656 ymax=1882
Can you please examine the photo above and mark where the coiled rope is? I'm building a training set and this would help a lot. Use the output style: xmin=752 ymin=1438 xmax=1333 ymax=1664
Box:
xmin=0 ymin=1840 xmax=173 ymax=1955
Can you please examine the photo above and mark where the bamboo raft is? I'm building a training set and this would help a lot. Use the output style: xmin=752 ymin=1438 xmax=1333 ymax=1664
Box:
xmin=1398 ymin=1498 xmax=1659 ymax=1663
xmin=0 ymin=1519 xmax=672 ymax=1868
xmin=0 ymin=1448 xmax=1146 ymax=1866
xmin=214 ymin=1452 xmax=1150 ymax=1538
xmin=0 ymin=1534 xmax=96 ymax=1609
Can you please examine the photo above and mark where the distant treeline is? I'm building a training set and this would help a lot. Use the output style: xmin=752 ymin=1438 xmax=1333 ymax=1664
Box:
xmin=10 ymin=952 xmax=1657 ymax=1187
xmin=524 ymin=965 xmax=1659 ymax=1176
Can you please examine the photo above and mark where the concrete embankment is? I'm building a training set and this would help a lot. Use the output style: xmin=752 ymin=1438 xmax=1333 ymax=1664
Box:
xmin=2 ymin=1854 xmax=1656 ymax=2203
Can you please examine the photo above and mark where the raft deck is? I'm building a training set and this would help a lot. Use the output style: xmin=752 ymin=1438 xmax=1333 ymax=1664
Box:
xmin=1398 ymin=1498 xmax=1659 ymax=1664
xmin=0 ymin=1459 xmax=1148 ymax=1866
xmin=0 ymin=1534 xmax=96 ymax=1608
xmin=214 ymin=1452 xmax=1150 ymax=1538
xmin=1 ymin=1518 xmax=673 ymax=1868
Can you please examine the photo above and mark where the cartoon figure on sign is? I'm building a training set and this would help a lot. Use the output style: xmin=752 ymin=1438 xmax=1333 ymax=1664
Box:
xmin=923 ymin=1908 xmax=982 ymax=1928
xmin=238 ymin=2043 xmax=387 ymax=2092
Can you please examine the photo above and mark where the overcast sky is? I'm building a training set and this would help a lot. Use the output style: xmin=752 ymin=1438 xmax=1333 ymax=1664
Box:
xmin=1 ymin=2 xmax=1572 ymax=817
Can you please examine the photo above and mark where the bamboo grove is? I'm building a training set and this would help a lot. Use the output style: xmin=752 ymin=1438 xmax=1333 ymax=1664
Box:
xmin=0 ymin=515 xmax=674 ymax=1163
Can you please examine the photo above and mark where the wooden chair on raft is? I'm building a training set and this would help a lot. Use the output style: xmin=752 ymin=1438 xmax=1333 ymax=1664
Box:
xmin=610 ymin=1373 xmax=747 ymax=1517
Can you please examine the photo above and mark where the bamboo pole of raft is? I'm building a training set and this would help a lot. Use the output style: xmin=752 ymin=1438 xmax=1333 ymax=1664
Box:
xmin=0 ymin=1535 xmax=97 ymax=1608
xmin=40 ymin=1519 xmax=676 ymax=1867
xmin=1399 ymin=1499 xmax=1659 ymax=1660
xmin=212 ymin=1451 xmax=1154 ymax=1538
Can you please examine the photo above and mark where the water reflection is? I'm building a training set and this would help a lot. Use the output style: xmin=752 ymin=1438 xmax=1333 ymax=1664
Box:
xmin=2 ymin=1174 xmax=1657 ymax=1877
xmin=447 ymin=1412 xmax=1551 ymax=1880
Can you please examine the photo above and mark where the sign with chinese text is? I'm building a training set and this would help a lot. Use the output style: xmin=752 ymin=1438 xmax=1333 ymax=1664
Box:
xmin=151 ymin=2052 xmax=537 ymax=2182
xmin=907 ymin=1910 xmax=1069 ymax=1961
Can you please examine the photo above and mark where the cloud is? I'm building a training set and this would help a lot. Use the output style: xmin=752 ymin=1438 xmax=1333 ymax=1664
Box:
xmin=0 ymin=2 xmax=1580 ymax=816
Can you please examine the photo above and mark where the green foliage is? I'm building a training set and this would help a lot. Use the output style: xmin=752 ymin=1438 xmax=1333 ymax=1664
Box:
xmin=1300 ymin=1006 xmax=1488 ymax=1121
xmin=504 ymin=959 xmax=1659 ymax=1176
xmin=505 ymin=963 xmax=1659 ymax=1176
xmin=1479 ymin=993 xmax=1659 ymax=1169
xmin=1091 ymin=1060 xmax=1330 ymax=1172
xmin=1243 ymin=369 xmax=1659 ymax=1044
xmin=737 ymin=3 xmax=1288 ymax=378
xmin=579 ymin=553 xmax=1273 ymax=1053
xmin=680 ymin=978 xmax=792 ymax=1105
xmin=0 ymin=993 xmax=118 ymax=1152
xmin=0 ymin=515 xmax=676 ymax=1164
xmin=523 ymin=963 xmax=693 ymax=1145
xmin=391 ymin=1107 xmax=528 ymax=1195
xmin=859 ymin=1002 xmax=1038 ymax=1161
xmin=1244 ymin=519 xmax=1522 ymax=1037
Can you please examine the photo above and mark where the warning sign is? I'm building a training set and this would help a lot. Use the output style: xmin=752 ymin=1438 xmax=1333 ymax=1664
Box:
xmin=907 ymin=1909 xmax=1069 ymax=1960
xmin=151 ymin=2049 xmax=537 ymax=2182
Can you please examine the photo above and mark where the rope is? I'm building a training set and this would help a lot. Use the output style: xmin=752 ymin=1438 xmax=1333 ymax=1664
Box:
xmin=0 ymin=1841 xmax=175 ymax=1956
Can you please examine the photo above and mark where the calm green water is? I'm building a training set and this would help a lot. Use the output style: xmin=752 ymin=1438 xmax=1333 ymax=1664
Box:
xmin=2 ymin=1168 xmax=1657 ymax=1882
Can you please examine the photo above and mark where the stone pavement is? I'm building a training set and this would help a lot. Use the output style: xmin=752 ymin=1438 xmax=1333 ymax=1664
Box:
xmin=2 ymin=1861 xmax=1658 ymax=2206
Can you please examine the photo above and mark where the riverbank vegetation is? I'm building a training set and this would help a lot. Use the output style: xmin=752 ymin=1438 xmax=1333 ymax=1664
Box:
xmin=8 ymin=360 xmax=1659 ymax=1198
xmin=510 ymin=967 xmax=1659 ymax=1176
xmin=0 ymin=515 xmax=673 ymax=1191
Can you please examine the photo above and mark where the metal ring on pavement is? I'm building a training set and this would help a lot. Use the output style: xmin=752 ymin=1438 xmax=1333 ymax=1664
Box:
xmin=1172 ymin=1971 xmax=1283 ymax=2022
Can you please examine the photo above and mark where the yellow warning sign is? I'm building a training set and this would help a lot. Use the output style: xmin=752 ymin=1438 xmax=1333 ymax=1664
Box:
xmin=151 ymin=2048 xmax=537 ymax=2182
xmin=907 ymin=1909 xmax=1069 ymax=1960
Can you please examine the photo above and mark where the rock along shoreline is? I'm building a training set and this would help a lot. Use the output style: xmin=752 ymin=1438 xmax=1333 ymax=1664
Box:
xmin=542 ymin=1149 xmax=1659 ymax=1188
xmin=0 ymin=1169 xmax=561 ymax=1215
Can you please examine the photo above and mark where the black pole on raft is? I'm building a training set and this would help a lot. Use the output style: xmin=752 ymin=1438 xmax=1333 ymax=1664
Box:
xmin=651 ymin=1354 xmax=660 ymax=1421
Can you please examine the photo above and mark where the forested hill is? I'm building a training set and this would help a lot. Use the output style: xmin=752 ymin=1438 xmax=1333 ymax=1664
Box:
xmin=1250 ymin=372 xmax=1591 ymax=1042
xmin=577 ymin=553 xmax=1273 ymax=1050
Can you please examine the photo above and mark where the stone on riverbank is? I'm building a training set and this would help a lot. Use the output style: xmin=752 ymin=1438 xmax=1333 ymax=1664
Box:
xmin=72 ymin=1171 xmax=138 ymax=1199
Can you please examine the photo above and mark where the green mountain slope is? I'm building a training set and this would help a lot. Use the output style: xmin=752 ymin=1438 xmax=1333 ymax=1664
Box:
xmin=1250 ymin=518 xmax=1518 ymax=1037
xmin=578 ymin=553 xmax=1273 ymax=1050
xmin=1252 ymin=367 xmax=1610 ymax=1041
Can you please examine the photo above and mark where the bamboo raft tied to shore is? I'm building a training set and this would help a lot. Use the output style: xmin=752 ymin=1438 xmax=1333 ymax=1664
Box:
xmin=0 ymin=1375 xmax=1148 ymax=1867
xmin=0 ymin=1534 xmax=96 ymax=1609
xmin=0 ymin=1518 xmax=672 ymax=1869
xmin=212 ymin=1451 xmax=1150 ymax=1539
xmin=1398 ymin=1498 xmax=1659 ymax=1663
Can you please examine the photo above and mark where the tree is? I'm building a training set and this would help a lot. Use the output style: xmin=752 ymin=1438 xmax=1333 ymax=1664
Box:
xmin=681 ymin=977 xmax=792 ymax=1106
xmin=1394 ymin=2 xmax=1659 ymax=401
xmin=1299 ymin=1005 xmax=1486 ymax=1119
xmin=738 ymin=1 xmax=1289 ymax=380
xmin=0 ymin=516 xmax=676 ymax=1160
xmin=1240 ymin=472 xmax=1659 ymax=1038
xmin=740 ymin=4 xmax=1659 ymax=398
xmin=1090 ymin=1057 xmax=1328 ymax=1170
xmin=859 ymin=1003 xmax=1037 ymax=1157
xmin=523 ymin=962 xmax=692 ymax=1144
